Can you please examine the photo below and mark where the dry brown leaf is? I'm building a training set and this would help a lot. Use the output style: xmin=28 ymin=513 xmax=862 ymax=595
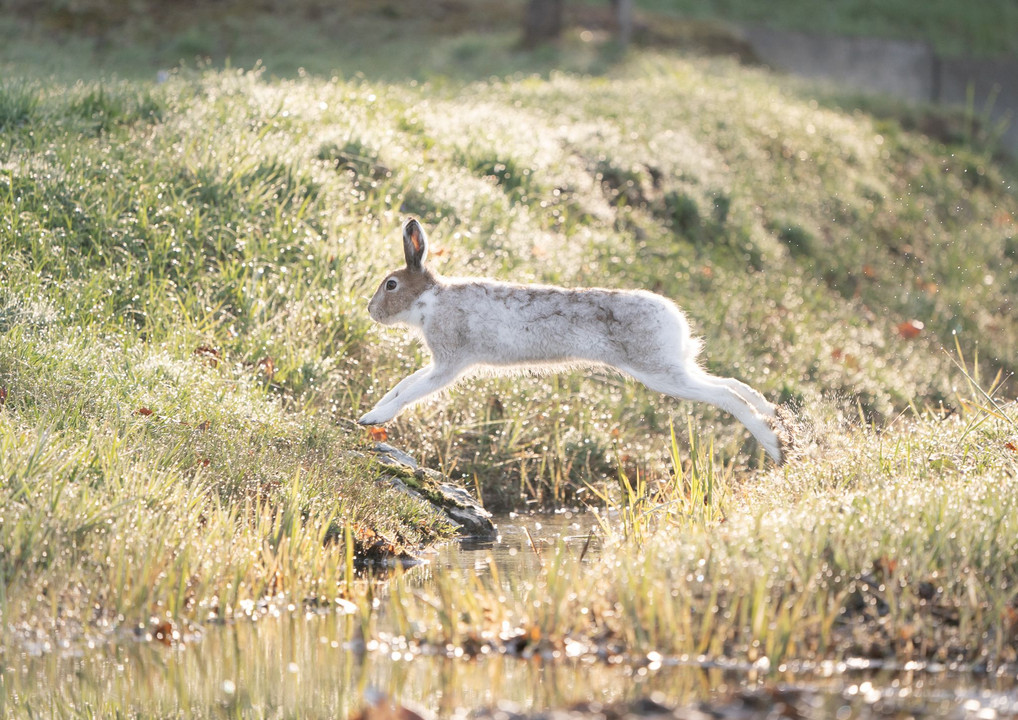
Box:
xmin=194 ymin=345 xmax=221 ymax=367
xmin=153 ymin=620 xmax=175 ymax=646
xmin=257 ymin=356 xmax=275 ymax=380
xmin=896 ymin=319 xmax=924 ymax=339
xmin=352 ymin=698 xmax=428 ymax=720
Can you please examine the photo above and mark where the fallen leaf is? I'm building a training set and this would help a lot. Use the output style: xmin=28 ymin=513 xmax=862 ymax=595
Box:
xmin=194 ymin=345 xmax=221 ymax=367
xmin=257 ymin=356 xmax=275 ymax=380
xmin=1005 ymin=441 xmax=1017 ymax=453
xmin=875 ymin=555 xmax=898 ymax=576
xmin=896 ymin=319 xmax=924 ymax=339
xmin=153 ymin=620 xmax=175 ymax=646
xmin=505 ymin=624 xmax=543 ymax=655
xmin=352 ymin=697 xmax=428 ymax=720
xmin=135 ymin=407 xmax=155 ymax=416
xmin=368 ymin=426 xmax=388 ymax=442
xmin=897 ymin=622 xmax=917 ymax=642
xmin=353 ymin=523 xmax=377 ymax=541
xmin=832 ymin=348 xmax=858 ymax=368
xmin=862 ymin=264 xmax=876 ymax=278
xmin=1004 ymin=607 xmax=1018 ymax=642
xmin=0 ymin=386 xmax=7 ymax=407
xmin=993 ymin=209 xmax=1015 ymax=228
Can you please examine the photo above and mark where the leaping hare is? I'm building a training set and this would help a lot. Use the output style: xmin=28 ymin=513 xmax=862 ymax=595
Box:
xmin=359 ymin=218 xmax=786 ymax=464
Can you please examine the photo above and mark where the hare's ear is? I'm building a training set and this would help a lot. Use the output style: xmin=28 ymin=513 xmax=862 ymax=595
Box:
xmin=402 ymin=217 xmax=428 ymax=272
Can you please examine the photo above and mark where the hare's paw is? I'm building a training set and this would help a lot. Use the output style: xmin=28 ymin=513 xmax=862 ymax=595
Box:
xmin=358 ymin=404 xmax=396 ymax=426
xmin=761 ymin=431 xmax=784 ymax=466
xmin=357 ymin=413 xmax=387 ymax=426
xmin=770 ymin=405 xmax=800 ymax=465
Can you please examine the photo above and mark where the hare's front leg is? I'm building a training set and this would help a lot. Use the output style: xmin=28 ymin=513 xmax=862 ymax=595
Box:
xmin=374 ymin=366 xmax=433 ymax=408
xmin=358 ymin=363 xmax=462 ymax=426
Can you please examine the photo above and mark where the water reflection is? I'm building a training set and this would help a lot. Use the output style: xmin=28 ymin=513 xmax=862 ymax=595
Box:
xmin=2 ymin=610 xmax=720 ymax=717
xmin=413 ymin=511 xmax=599 ymax=582
xmin=3 ymin=513 xmax=1018 ymax=718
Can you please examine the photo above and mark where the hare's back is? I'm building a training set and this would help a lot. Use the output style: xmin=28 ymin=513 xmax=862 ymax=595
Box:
xmin=428 ymin=281 xmax=692 ymax=367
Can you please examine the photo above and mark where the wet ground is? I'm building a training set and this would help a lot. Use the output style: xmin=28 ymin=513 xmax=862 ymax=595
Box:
xmin=3 ymin=514 xmax=1018 ymax=718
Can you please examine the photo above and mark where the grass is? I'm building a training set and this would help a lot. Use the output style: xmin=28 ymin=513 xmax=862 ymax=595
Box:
xmin=0 ymin=291 xmax=453 ymax=638
xmin=0 ymin=1 xmax=1017 ymax=702
xmin=396 ymin=390 xmax=1018 ymax=669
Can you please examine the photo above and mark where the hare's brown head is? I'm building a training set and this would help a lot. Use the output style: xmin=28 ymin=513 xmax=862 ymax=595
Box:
xmin=367 ymin=217 xmax=437 ymax=325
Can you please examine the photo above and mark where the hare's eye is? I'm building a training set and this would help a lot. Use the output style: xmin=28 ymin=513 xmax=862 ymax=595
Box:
xmin=385 ymin=278 xmax=398 ymax=291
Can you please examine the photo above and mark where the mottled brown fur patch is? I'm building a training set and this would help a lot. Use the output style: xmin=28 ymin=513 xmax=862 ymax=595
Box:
xmin=367 ymin=268 xmax=437 ymax=324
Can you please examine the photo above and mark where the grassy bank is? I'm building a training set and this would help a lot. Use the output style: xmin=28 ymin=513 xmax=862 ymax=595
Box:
xmin=397 ymin=393 xmax=1018 ymax=668
xmin=1 ymin=3 xmax=1017 ymax=664
xmin=5 ymin=56 xmax=1014 ymax=505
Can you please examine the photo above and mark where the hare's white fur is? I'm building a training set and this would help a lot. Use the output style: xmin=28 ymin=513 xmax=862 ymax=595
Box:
xmin=360 ymin=218 xmax=785 ymax=464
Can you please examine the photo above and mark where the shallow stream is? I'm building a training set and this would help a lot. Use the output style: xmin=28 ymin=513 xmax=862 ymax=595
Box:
xmin=3 ymin=513 xmax=1018 ymax=718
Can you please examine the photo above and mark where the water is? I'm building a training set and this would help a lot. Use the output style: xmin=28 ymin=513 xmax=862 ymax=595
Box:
xmin=3 ymin=514 xmax=1018 ymax=718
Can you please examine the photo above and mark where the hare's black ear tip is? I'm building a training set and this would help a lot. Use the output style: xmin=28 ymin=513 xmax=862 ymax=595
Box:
xmin=402 ymin=216 xmax=421 ymax=232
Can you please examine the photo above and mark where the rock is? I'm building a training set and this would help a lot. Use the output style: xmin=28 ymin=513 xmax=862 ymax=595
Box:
xmin=372 ymin=442 xmax=420 ymax=470
xmin=371 ymin=443 xmax=497 ymax=539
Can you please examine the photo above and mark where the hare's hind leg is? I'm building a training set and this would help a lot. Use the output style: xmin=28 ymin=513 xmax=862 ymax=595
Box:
xmin=689 ymin=368 xmax=777 ymax=419
xmin=630 ymin=366 xmax=783 ymax=464
xmin=358 ymin=362 xmax=463 ymax=426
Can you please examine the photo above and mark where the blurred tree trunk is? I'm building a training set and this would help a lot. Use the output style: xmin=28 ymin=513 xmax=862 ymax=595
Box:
xmin=522 ymin=0 xmax=563 ymax=47
xmin=611 ymin=0 xmax=633 ymax=47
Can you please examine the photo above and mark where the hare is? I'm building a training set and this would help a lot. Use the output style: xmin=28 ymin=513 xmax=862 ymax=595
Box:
xmin=359 ymin=218 xmax=786 ymax=464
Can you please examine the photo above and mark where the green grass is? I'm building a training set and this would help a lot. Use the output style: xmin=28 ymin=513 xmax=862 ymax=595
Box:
xmin=1 ymin=1 xmax=1017 ymax=678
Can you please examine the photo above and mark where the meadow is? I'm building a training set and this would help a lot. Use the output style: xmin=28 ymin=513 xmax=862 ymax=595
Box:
xmin=1 ymin=1 xmax=1018 ymax=715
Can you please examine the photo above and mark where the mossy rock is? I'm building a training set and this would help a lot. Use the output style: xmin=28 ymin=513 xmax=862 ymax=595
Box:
xmin=371 ymin=443 xmax=497 ymax=539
